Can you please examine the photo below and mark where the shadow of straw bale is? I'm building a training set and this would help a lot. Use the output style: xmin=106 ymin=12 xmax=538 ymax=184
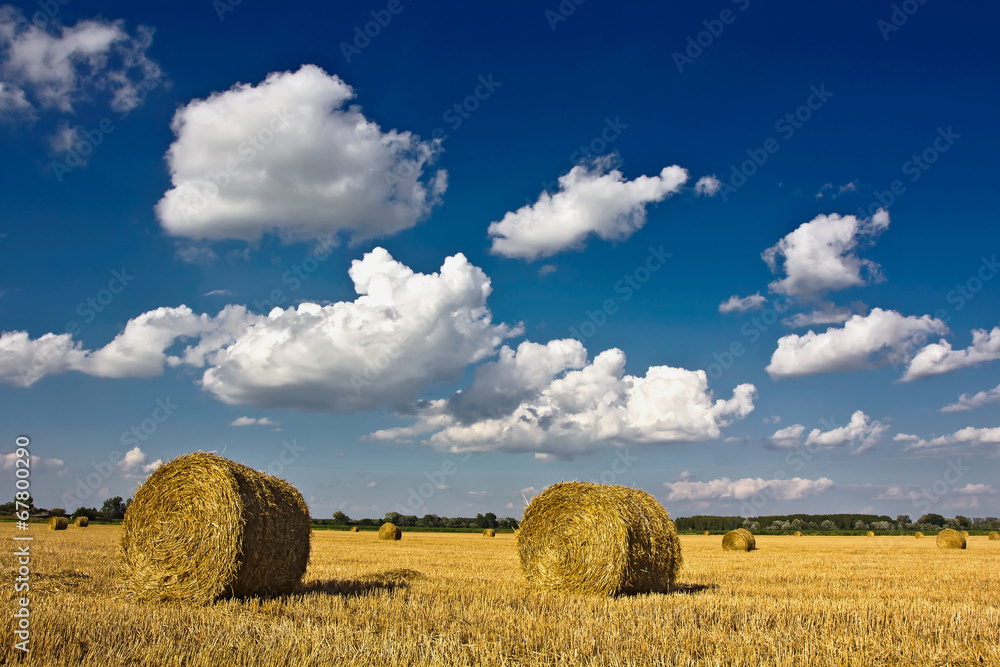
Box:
xmin=295 ymin=569 xmax=426 ymax=598
xmin=668 ymin=582 xmax=718 ymax=595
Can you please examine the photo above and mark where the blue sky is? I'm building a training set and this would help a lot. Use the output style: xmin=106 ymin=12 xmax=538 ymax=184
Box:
xmin=1 ymin=1 xmax=998 ymax=521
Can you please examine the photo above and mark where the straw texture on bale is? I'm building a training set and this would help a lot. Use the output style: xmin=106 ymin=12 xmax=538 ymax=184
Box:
xmin=49 ymin=516 xmax=68 ymax=530
xmin=793 ymin=531 xmax=802 ymax=537
xmin=119 ymin=452 xmax=311 ymax=605
xmin=517 ymin=482 xmax=681 ymax=596
xmin=989 ymin=531 xmax=1000 ymax=541
xmin=483 ymin=529 xmax=496 ymax=537
xmin=378 ymin=523 xmax=402 ymax=540
xmin=936 ymin=528 xmax=966 ymax=549
xmin=867 ymin=531 xmax=875 ymax=537
xmin=915 ymin=531 xmax=924 ymax=538
xmin=961 ymin=530 xmax=970 ymax=537
xmin=350 ymin=526 xmax=360 ymax=532
xmin=722 ymin=528 xmax=755 ymax=551
xmin=73 ymin=516 xmax=89 ymax=527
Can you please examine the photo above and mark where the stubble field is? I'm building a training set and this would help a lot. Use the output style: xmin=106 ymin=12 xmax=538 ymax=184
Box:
xmin=2 ymin=525 xmax=999 ymax=666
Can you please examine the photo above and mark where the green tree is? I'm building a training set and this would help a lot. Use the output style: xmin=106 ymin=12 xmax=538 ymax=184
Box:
xmin=72 ymin=507 xmax=99 ymax=521
xmin=101 ymin=496 xmax=127 ymax=520
xmin=331 ymin=511 xmax=351 ymax=524
xmin=917 ymin=513 xmax=945 ymax=526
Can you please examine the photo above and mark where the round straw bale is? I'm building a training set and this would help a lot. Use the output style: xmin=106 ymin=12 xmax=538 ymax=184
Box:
xmin=703 ymin=531 xmax=710 ymax=536
xmin=915 ymin=531 xmax=924 ymax=538
xmin=350 ymin=526 xmax=360 ymax=532
xmin=989 ymin=531 xmax=1000 ymax=541
xmin=49 ymin=516 xmax=68 ymax=530
xmin=867 ymin=531 xmax=875 ymax=537
xmin=793 ymin=531 xmax=802 ymax=537
xmin=119 ymin=452 xmax=311 ymax=605
xmin=936 ymin=528 xmax=966 ymax=549
xmin=961 ymin=530 xmax=970 ymax=537
xmin=73 ymin=516 xmax=89 ymax=527
xmin=378 ymin=522 xmax=402 ymax=540
xmin=517 ymin=482 xmax=681 ymax=596
xmin=722 ymin=528 xmax=755 ymax=551
xmin=483 ymin=528 xmax=496 ymax=537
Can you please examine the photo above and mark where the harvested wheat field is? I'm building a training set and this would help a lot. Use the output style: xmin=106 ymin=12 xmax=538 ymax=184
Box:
xmin=3 ymin=527 xmax=999 ymax=666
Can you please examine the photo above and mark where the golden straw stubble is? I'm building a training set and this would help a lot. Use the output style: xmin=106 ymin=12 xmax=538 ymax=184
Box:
xmin=119 ymin=452 xmax=311 ymax=605
xmin=722 ymin=528 xmax=755 ymax=551
xmin=517 ymin=482 xmax=681 ymax=596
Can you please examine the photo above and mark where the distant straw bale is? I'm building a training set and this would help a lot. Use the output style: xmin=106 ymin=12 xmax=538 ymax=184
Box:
xmin=989 ymin=531 xmax=1000 ymax=541
xmin=867 ymin=531 xmax=875 ymax=537
xmin=119 ymin=452 xmax=311 ymax=605
xmin=936 ymin=528 xmax=966 ymax=550
xmin=73 ymin=516 xmax=89 ymax=527
xmin=350 ymin=526 xmax=360 ymax=532
xmin=378 ymin=523 xmax=402 ymax=540
xmin=793 ymin=531 xmax=802 ymax=537
xmin=516 ymin=482 xmax=681 ymax=596
xmin=915 ymin=532 xmax=924 ymax=538
xmin=49 ymin=516 xmax=68 ymax=530
xmin=722 ymin=528 xmax=755 ymax=551
xmin=483 ymin=529 xmax=496 ymax=537
xmin=703 ymin=531 xmax=710 ymax=536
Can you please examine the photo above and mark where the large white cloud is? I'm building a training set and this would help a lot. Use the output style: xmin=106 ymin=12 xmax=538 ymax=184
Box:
xmin=766 ymin=308 xmax=948 ymax=379
xmin=941 ymin=382 xmax=1000 ymax=413
xmin=488 ymin=157 xmax=687 ymax=260
xmin=0 ymin=249 xmax=516 ymax=416
xmin=0 ymin=7 xmax=159 ymax=115
xmin=762 ymin=210 xmax=889 ymax=299
xmin=901 ymin=326 xmax=1000 ymax=382
xmin=767 ymin=411 xmax=887 ymax=454
xmin=663 ymin=476 xmax=834 ymax=501
xmin=370 ymin=341 xmax=756 ymax=457
xmin=156 ymin=65 xmax=447 ymax=244
xmin=202 ymin=248 xmax=517 ymax=412
xmin=899 ymin=427 xmax=1000 ymax=454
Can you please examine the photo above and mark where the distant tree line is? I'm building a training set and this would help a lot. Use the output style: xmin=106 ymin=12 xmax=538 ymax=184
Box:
xmin=0 ymin=495 xmax=131 ymax=522
xmin=322 ymin=511 xmax=519 ymax=530
xmin=675 ymin=513 xmax=1000 ymax=532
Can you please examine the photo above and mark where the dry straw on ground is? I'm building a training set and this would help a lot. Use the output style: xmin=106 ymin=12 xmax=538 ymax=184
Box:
xmin=722 ymin=528 xmax=755 ymax=551
xmin=936 ymin=528 xmax=967 ymax=550
xmin=378 ymin=523 xmax=402 ymax=540
xmin=119 ymin=452 xmax=311 ymax=605
xmin=867 ymin=531 xmax=875 ymax=537
xmin=483 ymin=529 xmax=496 ymax=537
xmin=990 ymin=531 xmax=1000 ymax=541
xmin=49 ymin=516 xmax=68 ymax=530
xmin=915 ymin=532 xmax=924 ymax=538
xmin=516 ymin=482 xmax=681 ymax=596
xmin=73 ymin=516 xmax=89 ymax=527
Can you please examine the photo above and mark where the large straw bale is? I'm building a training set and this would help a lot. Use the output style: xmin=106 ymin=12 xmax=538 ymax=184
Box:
xmin=120 ymin=452 xmax=311 ymax=604
xmin=517 ymin=482 xmax=681 ymax=596
xmin=48 ymin=516 xmax=68 ymax=530
xmin=722 ymin=528 xmax=755 ymax=551
xmin=936 ymin=528 xmax=966 ymax=550
xmin=378 ymin=523 xmax=402 ymax=540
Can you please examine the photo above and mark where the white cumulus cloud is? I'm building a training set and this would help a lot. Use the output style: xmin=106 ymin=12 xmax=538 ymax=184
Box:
xmin=695 ymin=175 xmax=720 ymax=196
xmin=767 ymin=411 xmax=887 ymax=455
xmin=941 ymin=382 xmax=1000 ymax=412
xmin=370 ymin=341 xmax=756 ymax=457
xmin=718 ymin=293 xmax=767 ymax=314
xmin=901 ymin=326 xmax=1000 ymax=382
xmin=229 ymin=416 xmax=280 ymax=426
xmin=156 ymin=64 xmax=447 ymax=245
xmin=762 ymin=210 xmax=889 ymax=299
xmin=663 ymin=476 xmax=834 ymax=501
xmin=0 ymin=7 xmax=159 ymax=116
xmin=488 ymin=156 xmax=687 ymax=260
xmin=766 ymin=308 xmax=948 ymax=379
